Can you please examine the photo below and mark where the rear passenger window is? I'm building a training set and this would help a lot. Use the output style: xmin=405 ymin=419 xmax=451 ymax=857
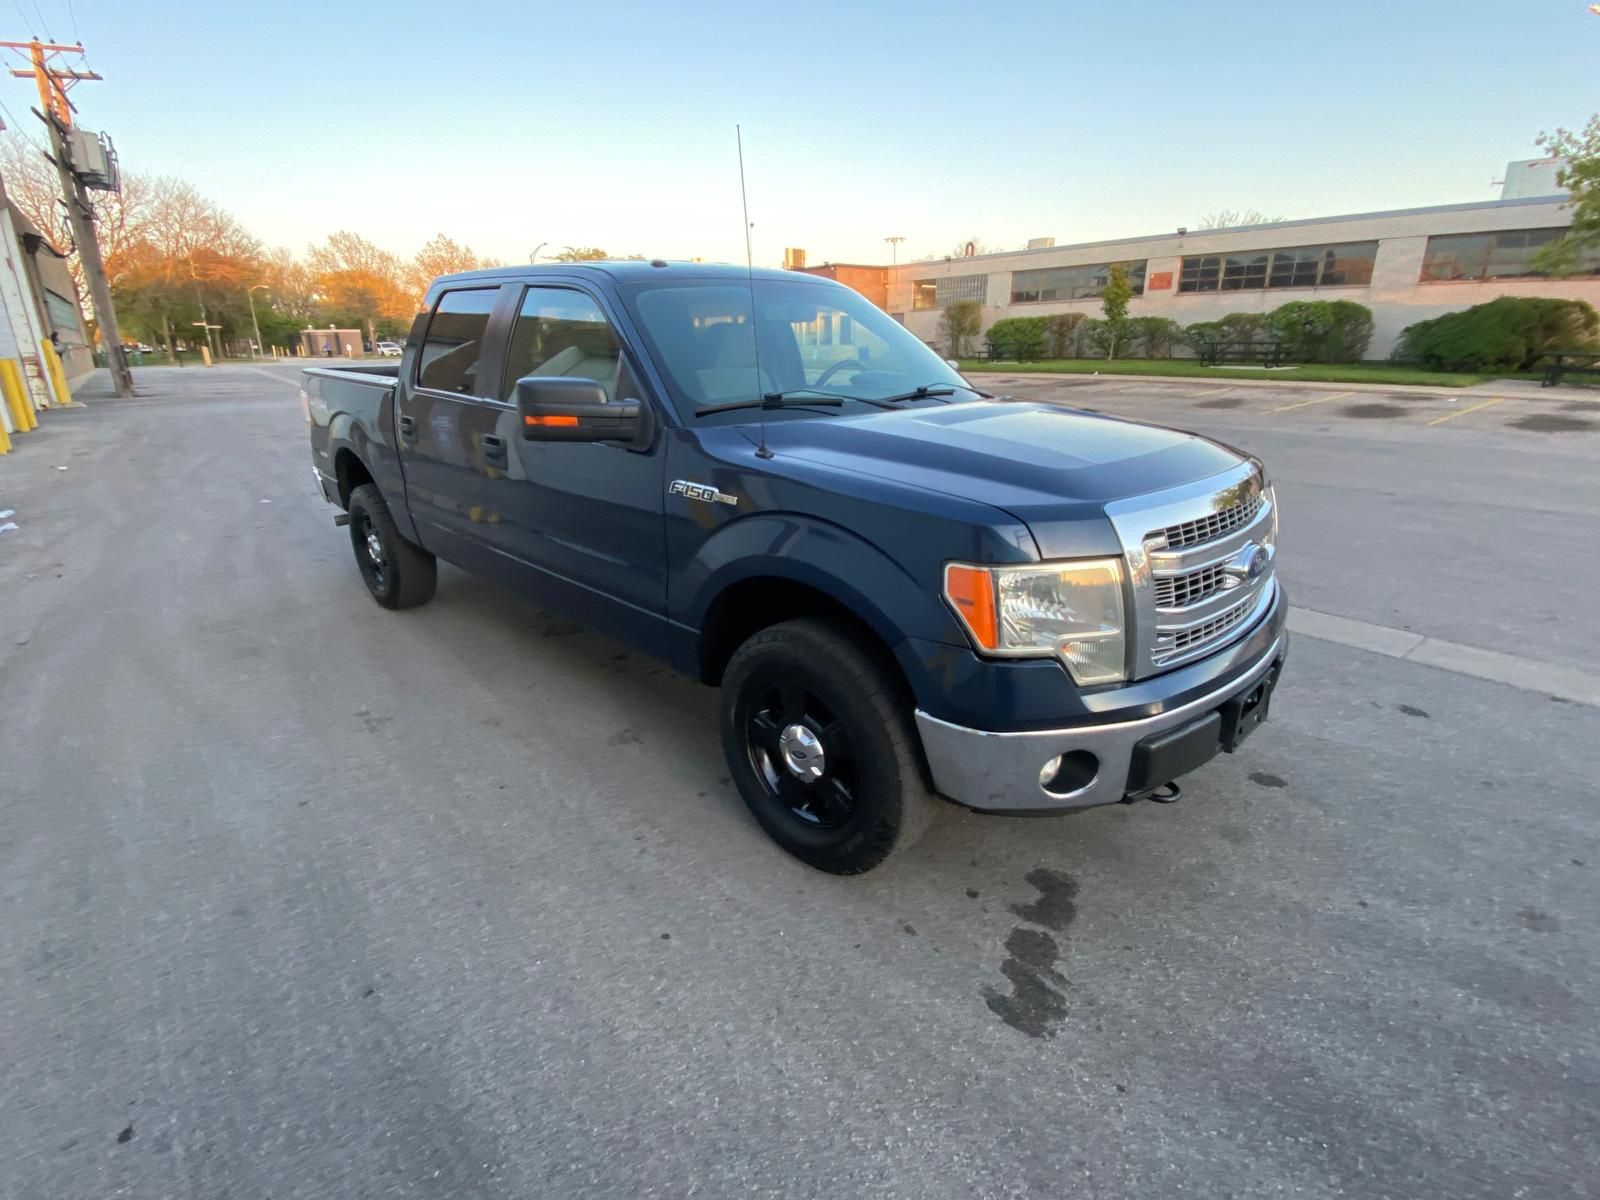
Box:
xmin=501 ymin=287 xmax=622 ymax=401
xmin=417 ymin=288 xmax=498 ymax=394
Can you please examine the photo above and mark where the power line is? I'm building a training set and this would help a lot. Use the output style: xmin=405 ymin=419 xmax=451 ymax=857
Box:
xmin=10 ymin=1 xmax=28 ymax=35
xmin=27 ymin=0 xmax=48 ymax=41
xmin=64 ymin=0 xmax=77 ymax=42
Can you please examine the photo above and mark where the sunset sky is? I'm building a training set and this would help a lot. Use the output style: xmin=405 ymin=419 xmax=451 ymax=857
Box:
xmin=7 ymin=0 xmax=1595 ymax=268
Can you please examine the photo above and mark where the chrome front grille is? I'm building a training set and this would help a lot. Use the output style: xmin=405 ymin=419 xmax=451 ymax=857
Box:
xmin=1152 ymin=492 xmax=1263 ymax=550
xmin=1153 ymin=562 xmax=1227 ymax=609
xmin=1104 ymin=463 xmax=1277 ymax=679
xmin=1161 ymin=593 xmax=1255 ymax=659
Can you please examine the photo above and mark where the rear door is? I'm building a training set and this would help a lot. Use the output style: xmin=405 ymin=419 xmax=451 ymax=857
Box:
xmin=394 ymin=286 xmax=505 ymax=557
xmin=477 ymin=282 xmax=669 ymax=638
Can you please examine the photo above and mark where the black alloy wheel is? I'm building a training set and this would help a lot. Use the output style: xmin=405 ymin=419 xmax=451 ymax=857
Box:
xmin=744 ymin=679 xmax=859 ymax=830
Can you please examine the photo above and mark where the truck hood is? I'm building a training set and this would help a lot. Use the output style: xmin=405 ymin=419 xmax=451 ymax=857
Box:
xmin=758 ymin=400 xmax=1247 ymax=558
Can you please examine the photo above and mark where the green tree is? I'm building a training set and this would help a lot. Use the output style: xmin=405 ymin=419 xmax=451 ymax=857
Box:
xmin=553 ymin=246 xmax=609 ymax=261
xmin=1532 ymin=116 xmax=1600 ymax=275
xmin=939 ymin=300 xmax=982 ymax=358
xmin=1045 ymin=312 xmax=1085 ymax=357
xmin=1127 ymin=316 xmax=1183 ymax=358
xmin=1099 ymin=262 xmax=1133 ymax=359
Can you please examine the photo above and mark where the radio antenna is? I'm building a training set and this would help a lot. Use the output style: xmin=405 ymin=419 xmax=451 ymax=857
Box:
xmin=737 ymin=124 xmax=773 ymax=460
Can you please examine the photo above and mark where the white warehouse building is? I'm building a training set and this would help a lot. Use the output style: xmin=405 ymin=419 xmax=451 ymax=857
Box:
xmin=881 ymin=192 xmax=1600 ymax=359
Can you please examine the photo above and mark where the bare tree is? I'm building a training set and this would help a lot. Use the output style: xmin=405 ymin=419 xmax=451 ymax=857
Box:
xmin=1198 ymin=209 xmax=1283 ymax=229
xmin=410 ymin=233 xmax=501 ymax=302
xmin=307 ymin=231 xmax=413 ymax=347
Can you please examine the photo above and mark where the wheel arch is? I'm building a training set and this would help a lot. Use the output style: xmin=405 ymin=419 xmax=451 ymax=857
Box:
xmin=683 ymin=515 xmax=959 ymax=709
xmin=332 ymin=446 xmax=373 ymax=510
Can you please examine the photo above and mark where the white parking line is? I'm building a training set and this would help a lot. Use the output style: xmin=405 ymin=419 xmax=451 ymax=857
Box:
xmin=1289 ymin=606 xmax=1600 ymax=708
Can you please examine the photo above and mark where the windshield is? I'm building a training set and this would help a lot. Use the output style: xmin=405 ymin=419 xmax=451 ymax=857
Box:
xmin=621 ymin=277 xmax=967 ymax=422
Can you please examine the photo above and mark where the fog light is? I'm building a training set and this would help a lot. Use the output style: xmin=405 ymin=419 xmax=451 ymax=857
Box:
xmin=1039 ymin=751 xmax=1100 ymax=797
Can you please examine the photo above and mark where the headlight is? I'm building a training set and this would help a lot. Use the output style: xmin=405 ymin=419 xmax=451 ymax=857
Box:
xmin=943 ymin=558 xmax=1127 ymax=685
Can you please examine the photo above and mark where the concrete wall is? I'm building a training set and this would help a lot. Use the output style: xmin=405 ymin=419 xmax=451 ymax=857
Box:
xmin=892 ymin=196 xmax=1600 ymax=358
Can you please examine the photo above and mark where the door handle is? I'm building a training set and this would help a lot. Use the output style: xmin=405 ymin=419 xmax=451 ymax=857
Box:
xmin=397 ymin=414 xmax=417 ymax=440
xmin=482 ymin=434 xmax=507 ymax=461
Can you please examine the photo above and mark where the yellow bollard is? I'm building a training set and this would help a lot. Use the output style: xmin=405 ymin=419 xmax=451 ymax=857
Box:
xmin=0 ymin=410 xmax=11 ymax=453
xmin=41 ymin=341 xmax=73 ymax=406
xmin=0 ymin=360 xmax=36 ymax=432
xmin=200 ymin=344 xmax=213 ymax=367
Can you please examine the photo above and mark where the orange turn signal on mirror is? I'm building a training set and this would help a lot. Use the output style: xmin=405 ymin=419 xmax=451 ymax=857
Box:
xmin=523 ymin=414 xmax=579 ymax=427
xmin=943 ymin=564 xmax=998 ymax=650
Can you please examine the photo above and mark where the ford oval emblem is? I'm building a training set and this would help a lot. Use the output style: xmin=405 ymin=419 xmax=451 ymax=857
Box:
xmin=1221 ymin=542 xmax=1269 ymax=587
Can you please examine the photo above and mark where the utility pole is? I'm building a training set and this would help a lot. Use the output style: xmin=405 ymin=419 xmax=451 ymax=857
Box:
xmin=2 ymin=38 xmax=134 ymax=397
xmin=247 ymin=285 xmax=268 ymax=359
xmin=186 ymin=255 xmax=219 ymax=360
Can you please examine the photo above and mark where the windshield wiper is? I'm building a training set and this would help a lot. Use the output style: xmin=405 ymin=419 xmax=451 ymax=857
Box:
xmin=695 ymin=390 xmax=845 ymax=417
xmin=876 ymin=381 xmax=992 ymax=404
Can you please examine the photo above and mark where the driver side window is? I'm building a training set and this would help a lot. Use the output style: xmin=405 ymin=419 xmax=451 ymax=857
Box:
xmin=501 ymin=287 xmax=622 ymax=402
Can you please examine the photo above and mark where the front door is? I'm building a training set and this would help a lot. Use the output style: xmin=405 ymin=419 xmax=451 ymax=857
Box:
xmin=394 ymin=286 xmax=504 ymax=559
xmin=478 ymin=284 xmax=668 ymax=640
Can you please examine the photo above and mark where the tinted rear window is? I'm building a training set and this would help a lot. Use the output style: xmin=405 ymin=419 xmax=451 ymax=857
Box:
xmin=417 ymin=288 xmax=498 ymax=394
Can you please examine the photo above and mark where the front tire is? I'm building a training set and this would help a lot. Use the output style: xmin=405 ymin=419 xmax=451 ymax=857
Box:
xmin=720 ymin=618 xmax=938 ymax=875
xmin=347 ymin=483 xmax=436 ymax=609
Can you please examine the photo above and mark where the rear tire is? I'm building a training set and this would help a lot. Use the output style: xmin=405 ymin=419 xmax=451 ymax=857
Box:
xmin=347 ymin=483 xmax=436 ymax=610
xmin=720 ymin=617 xmax=938 ymax=875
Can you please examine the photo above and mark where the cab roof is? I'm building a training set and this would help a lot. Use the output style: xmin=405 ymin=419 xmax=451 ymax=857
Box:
xmin=432 ymin=261 xmax=838 ymax=288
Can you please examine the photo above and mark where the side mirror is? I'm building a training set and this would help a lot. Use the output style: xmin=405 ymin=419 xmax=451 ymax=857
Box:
xmin=516 ymin=376 xmax=645 ymax=443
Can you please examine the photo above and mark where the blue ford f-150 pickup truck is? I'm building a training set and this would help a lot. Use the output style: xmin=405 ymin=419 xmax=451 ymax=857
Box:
xmin=304 ymin=262 xmax=1286 ymax=874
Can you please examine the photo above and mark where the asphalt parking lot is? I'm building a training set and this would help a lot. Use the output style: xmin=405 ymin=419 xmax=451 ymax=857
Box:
xmin=2 ymin=363 xmax=1596 ymax=1199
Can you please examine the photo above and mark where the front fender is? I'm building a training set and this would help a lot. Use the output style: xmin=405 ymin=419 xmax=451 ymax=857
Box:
xmin=672 ymin=510 xmax=967 ymax=668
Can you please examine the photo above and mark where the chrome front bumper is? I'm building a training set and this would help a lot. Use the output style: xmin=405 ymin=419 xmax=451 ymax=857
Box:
xmin=914 ymin=632 xmax=1285 ymax=814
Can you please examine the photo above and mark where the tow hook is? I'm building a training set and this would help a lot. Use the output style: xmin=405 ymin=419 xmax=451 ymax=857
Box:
xmin=333 ymin=513 xmax=350 ymax=527
xmin=1148 ymin=781 xmax=1182 ymax=804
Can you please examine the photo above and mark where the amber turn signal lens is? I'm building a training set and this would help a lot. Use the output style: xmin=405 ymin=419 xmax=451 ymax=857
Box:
xmin=524 ymin=414 xmax=579 ymax=427
xmin=943 ymin=564 xmax=998 ymax=650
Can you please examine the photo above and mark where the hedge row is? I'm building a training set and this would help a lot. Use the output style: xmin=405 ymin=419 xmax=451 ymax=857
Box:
xmin=1392 ymin=297 xmax=1600 ymax=371
xmin=985 ymin=300 xmax=1374 ymax=363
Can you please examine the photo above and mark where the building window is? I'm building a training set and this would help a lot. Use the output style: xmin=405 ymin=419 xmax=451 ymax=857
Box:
xmin=1010 ymin=261 xmax=1147 ymax=303
xmin=1419 ymin=227 xmax=1598 ymax=281
xmin=912 ymin=274 xmax=987 ymax=308
xmin=1220 ymin=252 xmax=1270 ymax=291
xmin=937 ymin=274 xmax=987 ymax=307
xmin=1178 ymin=241 xmax=1377 ymax=293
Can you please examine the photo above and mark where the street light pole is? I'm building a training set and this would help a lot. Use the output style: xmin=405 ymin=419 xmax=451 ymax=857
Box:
xmin=884 ymin=235 xmax=905 ymax=266
xmin=529 ymin=242 xmax=547 ymax=263
xmin=247 ymin=285 xmax=269 ymax=359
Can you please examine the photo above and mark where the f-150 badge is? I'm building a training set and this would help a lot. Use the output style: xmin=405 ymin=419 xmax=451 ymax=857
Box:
xmin=670 ymin=480 xmax=738 ymax=506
